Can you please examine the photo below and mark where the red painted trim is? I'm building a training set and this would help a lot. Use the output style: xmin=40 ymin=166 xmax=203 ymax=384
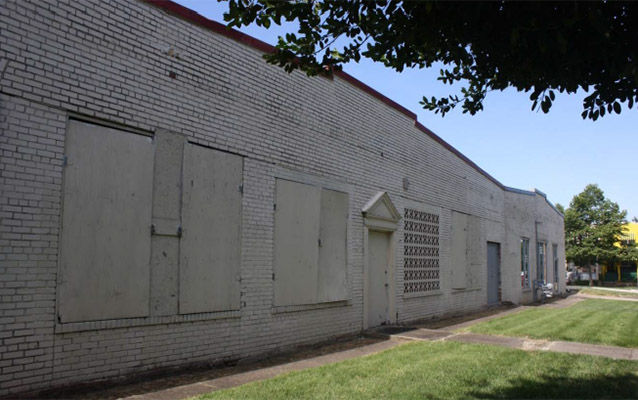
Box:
xmin=142 ymin=0 xmax=506 ymax=190
xmin=334 ymin=71 xmax=417 ymax=120
xmin=142 ymin=0 xmax=417 ymax=121
xmin=142 ymin=0 xmax=276 ymax=54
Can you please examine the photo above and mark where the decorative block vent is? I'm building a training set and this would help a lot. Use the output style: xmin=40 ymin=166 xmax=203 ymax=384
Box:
xmin=404 ymin=208 xmax=440 ymax=294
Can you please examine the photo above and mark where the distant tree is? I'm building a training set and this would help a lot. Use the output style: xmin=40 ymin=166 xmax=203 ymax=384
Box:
xmin=556 ymin=203 xmax=565 ymax=214
xmin=224 ymin=1 xmax=638 ymax=120
xmin=633 ymin=216 xmax=638 ymax=223
xmin=564 ymin=184 xmax=636 ymax=286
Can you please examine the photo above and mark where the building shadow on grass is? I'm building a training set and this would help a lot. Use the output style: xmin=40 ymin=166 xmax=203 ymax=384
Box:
xmin=468 ymin=373 xmax=638 ymax=399
xmin=30 ymin=336 xmax=386 ymax=400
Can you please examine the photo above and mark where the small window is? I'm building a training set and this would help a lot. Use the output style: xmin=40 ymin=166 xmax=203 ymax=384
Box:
xmin=537 ymin=242 xmax=546 ymax=281
xmin=521 ymin=238 xmax=530 ymax=288
xmin=553 ymin=244 xmax=559 ymax=284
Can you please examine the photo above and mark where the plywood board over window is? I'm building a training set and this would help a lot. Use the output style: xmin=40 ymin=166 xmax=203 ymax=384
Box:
xmin=466 ymin=215 xmax=482 ymax=288
xmin=317 ymin=189 xmax=348 ymax=303
xmin=451 ymin=211 xmax=468 ymax=289
xmin=58 ymin=120 xmax=154 ymax=323
xmin=451 ymin=211 xmax=482 ymax=290
xmin=179 ymin=143 xmax=243 ymax=314
xmin=273 ymin=180 xmax=321 ymax=306
xmin=273 ymin=179 xmax=349 ymax=306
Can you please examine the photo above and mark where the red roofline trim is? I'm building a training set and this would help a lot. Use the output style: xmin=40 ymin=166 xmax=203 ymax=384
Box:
xmin=141 ymin=0 xmax=505 ymax=190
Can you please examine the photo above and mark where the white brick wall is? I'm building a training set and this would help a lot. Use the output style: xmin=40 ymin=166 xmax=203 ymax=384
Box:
xmin=503 ymin=190 xmax=565 ymax=305
xmin=0 ymin=0 xmax=565 ymax=395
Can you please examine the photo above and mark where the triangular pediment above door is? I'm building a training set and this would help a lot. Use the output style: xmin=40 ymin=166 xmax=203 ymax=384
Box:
xmin=362 ymin=191 xmax=401 ymax=230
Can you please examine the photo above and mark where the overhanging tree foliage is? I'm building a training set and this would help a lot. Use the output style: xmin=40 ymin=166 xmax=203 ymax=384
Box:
xmin=224 ymin=1 xmax=638 ymax=120
xmin=564 ymin=184 xmax=637 ymax=286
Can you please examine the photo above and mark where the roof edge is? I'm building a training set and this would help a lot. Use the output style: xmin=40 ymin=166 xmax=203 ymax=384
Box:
xmin=415 ymin=122 xmax=505 ymax=190
xmin=142 ymin=0 xmax=509 ymax=191
xmin=504 ymin=187 xmax=564 ymax=218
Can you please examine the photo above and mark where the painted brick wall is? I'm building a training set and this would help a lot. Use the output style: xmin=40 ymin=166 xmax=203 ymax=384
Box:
xmin=503 ymin=191 xmax=565 ymax=305
xmin=0 ymin=0 xmax=564 ymax=395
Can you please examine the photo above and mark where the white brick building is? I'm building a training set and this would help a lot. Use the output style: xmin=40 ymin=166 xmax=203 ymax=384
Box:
xmin=0 ymin=0 xmax=565 ymax=395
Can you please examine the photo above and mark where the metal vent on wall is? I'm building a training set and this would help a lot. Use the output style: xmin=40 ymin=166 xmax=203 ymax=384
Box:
xmin=403 ymin=208 xmax=440 ymax=294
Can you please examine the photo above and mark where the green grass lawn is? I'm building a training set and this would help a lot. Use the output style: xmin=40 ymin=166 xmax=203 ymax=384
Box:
xmin=467 ymin=299 xmax=638 ymax=347
xmin=578 ymin=288 xmax=638 ymax=299
xmin=198 ymin=341 xmax=638 ymax=399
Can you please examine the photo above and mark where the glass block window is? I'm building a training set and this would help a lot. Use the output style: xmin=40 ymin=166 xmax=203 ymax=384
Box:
xmin=404 ymin=208 xmax=440 ymax=294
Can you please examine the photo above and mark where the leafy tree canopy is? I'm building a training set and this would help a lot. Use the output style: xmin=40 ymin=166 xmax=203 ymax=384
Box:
xmin=555 ymin=203 xmax=565 ymax=214
xmin=224 ymin=1 xmax=638 ymax=120
xmin=564 ymin=184 xmax=636 ymax=269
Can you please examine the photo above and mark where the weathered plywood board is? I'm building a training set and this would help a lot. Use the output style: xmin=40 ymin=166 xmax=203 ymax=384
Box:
xmin=179 ymin=143 xmax=242 ymax=314
xmin=467 ymin=214 xmax=482 ymax=288
xmin=317 ymin=189 xmax=348 ymax=303
xmin=149 ymin=129 xmax=185 ymax=317
xmin=273 ymin=179 xmax=321 ymax=306
xmin=450 ymin=211 xmax=468 ymax=289
xmin=58 ymin=120 xmax=154 ymax=323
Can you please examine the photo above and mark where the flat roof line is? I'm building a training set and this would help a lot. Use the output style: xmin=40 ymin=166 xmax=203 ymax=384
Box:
xmin=142 ymin=0 xmax=563 ymax=212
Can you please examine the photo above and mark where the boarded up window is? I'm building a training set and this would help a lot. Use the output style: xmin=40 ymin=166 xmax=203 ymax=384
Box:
xmin=59 ymin=120 xmax=154 ymax=323
xmin=451 ymin=211 xmax=481 ymax=289
xmin=403 ymin=208 xmax=440 ymax=294
xmin=179 ymin=143 xmax=242 ymax=314
xmin=466 ymin=214 xmax=482 ymax=288
xmin=274 ymin=179 xmax=348 ymax=306
xmin=317 ymin=189 xmax=348 ymax=302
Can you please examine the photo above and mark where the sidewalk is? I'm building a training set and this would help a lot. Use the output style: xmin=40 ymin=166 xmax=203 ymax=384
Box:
xmin=124 ymin=339 xmax=402 ymax=400
xmin=75 ymin=295 xmax=635 ymax=400
xmin=381 ymin=296 xmax=638 ymax=361
xmin=388 ymin=328 xmax=638 ymax=361
xmin=568 ymin=285 xmax=638 ymax=293
xmin=577 ymin=293 xmax=638 ymax=302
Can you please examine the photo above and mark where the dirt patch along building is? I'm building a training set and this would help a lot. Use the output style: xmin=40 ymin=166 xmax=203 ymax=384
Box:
xmin=0 ymin=0 xmax=564 ymax=395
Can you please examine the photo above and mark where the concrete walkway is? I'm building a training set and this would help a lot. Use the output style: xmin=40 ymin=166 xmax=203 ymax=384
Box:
xmin=576 ymin=293 xmax=638 ymax=302
xmin=383 ymin=295 xmax=638 ymax=361
xmin=389 ymin=328 xmax=638 ymax=361
xmin=126 ymin=295 xmax=637 ymax=399
xmin=125 ymin=339 xmax=402 ymax=400
xmin=568 ymin=285 xmax=638 ymax=293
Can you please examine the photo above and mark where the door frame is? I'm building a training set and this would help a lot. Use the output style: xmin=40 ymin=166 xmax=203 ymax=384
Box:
xmin=363 ymin=227 xmax=396 ymax=329
xmin=361 ymin=192 xmax=401 ymax=330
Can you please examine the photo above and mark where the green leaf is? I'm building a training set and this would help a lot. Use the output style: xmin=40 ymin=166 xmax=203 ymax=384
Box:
xmin=613 ymin=102 xmax=621 ymax=114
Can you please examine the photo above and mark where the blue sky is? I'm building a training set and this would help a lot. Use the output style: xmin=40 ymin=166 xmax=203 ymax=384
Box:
xmin=174 ymin=0 xmax=638 ymax=220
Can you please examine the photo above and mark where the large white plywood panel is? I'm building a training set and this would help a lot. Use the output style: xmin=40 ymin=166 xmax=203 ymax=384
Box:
xmin=273 ymin=179 xmax=321 ymax=306
xmin=317 ymin=189 xmax=348 ymax=302
xmin=179 ymin=144 xmax=242 ymax=314
xmin=59 ymin=120 xmax=154 ymax=323
xmin=451 ymin=211 xmax=468 ymax=289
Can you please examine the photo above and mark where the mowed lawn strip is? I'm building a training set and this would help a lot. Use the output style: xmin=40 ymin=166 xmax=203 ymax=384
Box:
xmin=197 ymin=341 xmax=638 ymax=400
xmin=467 ymin=299 xmax=638 ymax=348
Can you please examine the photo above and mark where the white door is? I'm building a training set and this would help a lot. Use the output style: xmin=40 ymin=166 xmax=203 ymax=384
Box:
xmin=367 ymin=231 xmax=390 ymax=327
